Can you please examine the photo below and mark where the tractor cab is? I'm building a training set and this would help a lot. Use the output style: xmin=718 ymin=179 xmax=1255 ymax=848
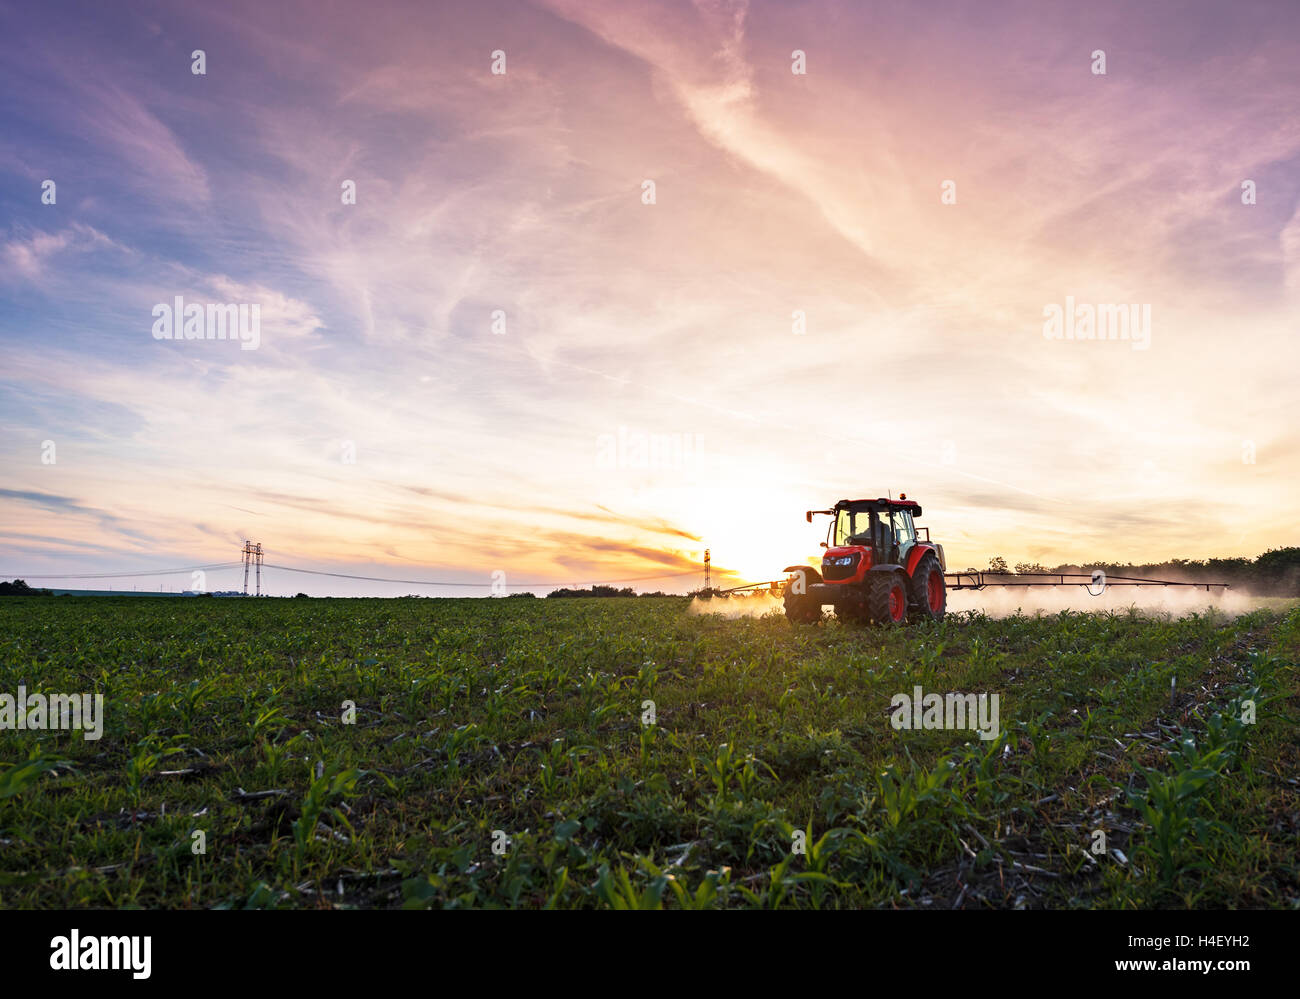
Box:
xmin=810 ymin=497 xmax=923 ymax=569
xmin=831 ymin=500 xmax=919 ymax=565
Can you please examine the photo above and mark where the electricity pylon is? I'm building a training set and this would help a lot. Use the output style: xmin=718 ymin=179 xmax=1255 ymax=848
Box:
xmin=241 ymin=541 xmax=264 ymax=596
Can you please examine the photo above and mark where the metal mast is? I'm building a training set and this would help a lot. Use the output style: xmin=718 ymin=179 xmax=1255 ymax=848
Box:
xmin=241 ymin=541 xmax=264 ymax=596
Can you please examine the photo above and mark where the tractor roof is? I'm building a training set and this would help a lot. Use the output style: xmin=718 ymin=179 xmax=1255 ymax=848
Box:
xmin=836 ymin=497 xmax=923 ymax=517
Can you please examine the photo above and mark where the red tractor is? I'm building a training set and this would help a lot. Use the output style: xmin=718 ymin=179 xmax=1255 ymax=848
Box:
xmin=783 ymin=495 xmax=947 ymax=625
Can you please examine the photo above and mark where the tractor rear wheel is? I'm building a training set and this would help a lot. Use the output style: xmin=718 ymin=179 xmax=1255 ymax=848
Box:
xmin=908 ymin=553 xmax=947 ymax=622
xmin=866 ymin=572 xmax=908 ymax=625
xmin=783 ymin=569 xmax=822 ymax=624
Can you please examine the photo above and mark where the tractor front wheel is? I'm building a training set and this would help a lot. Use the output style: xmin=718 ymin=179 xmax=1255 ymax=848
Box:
xmin=783 ymin=570 xmax=822 ymax=624
xmin=867 ymin=572 xmax=908 ymax=625
xmin=908 ymin=553 xmax=947 ymax=622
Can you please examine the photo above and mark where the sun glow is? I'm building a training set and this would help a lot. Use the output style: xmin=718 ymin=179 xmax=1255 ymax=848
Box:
xmin=678 ymin=491 xmax=823 ymax=586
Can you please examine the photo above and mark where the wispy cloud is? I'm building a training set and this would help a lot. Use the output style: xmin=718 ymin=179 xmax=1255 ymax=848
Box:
xmin=2 ymin=223 xmax=126 ymax=280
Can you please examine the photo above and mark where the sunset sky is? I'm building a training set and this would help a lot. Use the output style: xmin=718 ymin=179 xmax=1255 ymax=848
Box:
xmin=2 ymin=0 xmax=1299 ymax=596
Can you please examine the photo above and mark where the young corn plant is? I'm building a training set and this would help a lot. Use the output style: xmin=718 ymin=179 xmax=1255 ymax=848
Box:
xmin=954 ymin=730 xmax=1021 ymax=814
xmin=638 ymin=724 xmax=655 ymax=767
xmin=780 ymin=819 xmax=855 ymax=907
xmin=872 ymin=754 xmax=959 ymax=830
xmin=260 ymin=732 xmax=310 ymax=784
xmin=441 ymin=723 xmax=481 ymax=779
xmin=700 ymin=742 xmax=751 ymax=800
xmin=136 ymin=690 xmax=171 ymax=733
xmin=177 ymin=677 xmax=217 ymax=732
xmin=735 ymin=855 xmax=803 ymax=909
xmin=1125 ymin=762 xmax=1223 ymax=887
xmin=637 ymin=857 xmax=731 ymax=910
xmin=0 ymin=753 xmax=68 ymax=801
xmin=402 ymin=677 xmax=429 ymax=718
xmin=593 ymin=863 xmax=667 ymax=910
xmin=245 ymin=695 xmax=288 ymax=743
xmin=124 ymin=737 xmax=173 ymax=807
xmin=1015 ymin=709 xmax=1056 ymax=773
xmin=913 ymin=641 xmax=946 ymax=685
xmin=292 ymin=762 xmax=361 ymax=864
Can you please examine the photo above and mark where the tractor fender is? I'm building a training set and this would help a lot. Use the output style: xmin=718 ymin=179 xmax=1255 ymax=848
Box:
xmin=904 ymin=544 xmax=939 ymax=577
xmin=784 ymin=565 xmax=823 ymax=582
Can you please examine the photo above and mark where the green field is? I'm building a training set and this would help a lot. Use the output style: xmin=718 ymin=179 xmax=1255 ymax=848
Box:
xmin=1 ymin=596 xmax=1297 ymax=909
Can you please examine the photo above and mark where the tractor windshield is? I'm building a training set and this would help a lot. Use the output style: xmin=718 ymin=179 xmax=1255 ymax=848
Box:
xmin=833 ymin=508 xmax=878 ymax=547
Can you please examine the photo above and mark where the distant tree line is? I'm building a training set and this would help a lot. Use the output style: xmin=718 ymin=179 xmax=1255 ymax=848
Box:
xmin=0 ymin=579 xmax=52 ymax=596
xmin=545 ymin=585 xmax=677 ymax=598
xmin=975 ymin=547 xmax=1300 ymax=595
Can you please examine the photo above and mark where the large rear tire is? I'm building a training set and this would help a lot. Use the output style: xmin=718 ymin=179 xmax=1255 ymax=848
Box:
xmin=783 ymin=569 xmax=822 ymax=624
xmin=866 ymin=572 xmax=908 ymax=625
xmin=908 ymin=553 xmax=947 ymax=623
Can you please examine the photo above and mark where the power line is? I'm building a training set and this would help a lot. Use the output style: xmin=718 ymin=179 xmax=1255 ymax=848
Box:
xmin=0 ymin=559 xmax=704 ymax=588
xmin=0 ymin=562 xmax=242 ymax=580
xmin=260 ymin=562 xmax=702 ymax=587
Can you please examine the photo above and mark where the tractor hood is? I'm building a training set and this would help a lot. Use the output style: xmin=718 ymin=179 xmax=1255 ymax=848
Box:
xmin=822 ymin=544 xmax=873 ymax=583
